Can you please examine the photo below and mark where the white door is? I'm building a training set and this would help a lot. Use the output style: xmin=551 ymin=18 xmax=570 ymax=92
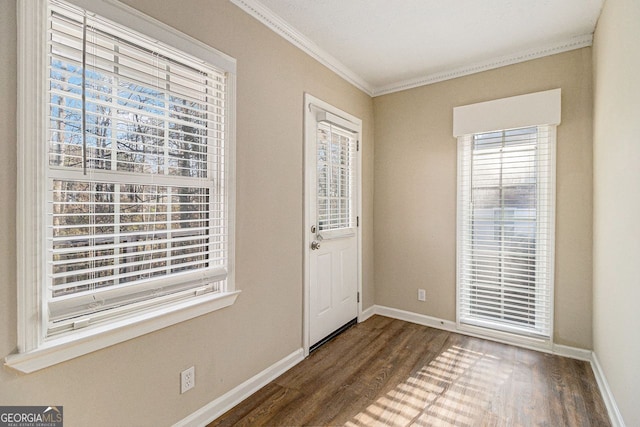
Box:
xmin=304 ymin=94 xmax=361 ymax=348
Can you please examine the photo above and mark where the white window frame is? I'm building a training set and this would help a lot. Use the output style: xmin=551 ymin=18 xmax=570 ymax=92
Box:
xmin=453 ymin=89 xmax=560 ymax=347
xmin=7 ymin=0 xmax=238 ymax=373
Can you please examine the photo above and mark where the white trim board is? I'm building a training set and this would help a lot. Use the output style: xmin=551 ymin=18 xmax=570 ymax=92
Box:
xmin=377 ymin=305 xmax=552 ymax=354
xmin=374 ymin=35 xmax=592 ymax=96
xmin=552 ymin=343 xmax=592 ymax=362
xmin=228 ymin=0 xmax=593 ymax=97
xmin=173 ymin=348 xmax=304 ymax=427
xmin=359 ymin=305 xmax=376 ymax=323
xmin=375 ymin=305 xmax=457 ymax=333
xmin=592 ymin=352 xmax=626 ymax=427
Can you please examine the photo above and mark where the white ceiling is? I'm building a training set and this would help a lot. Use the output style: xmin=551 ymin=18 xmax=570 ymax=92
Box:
xmin=232 ymin=0 xmax=604 ymax=96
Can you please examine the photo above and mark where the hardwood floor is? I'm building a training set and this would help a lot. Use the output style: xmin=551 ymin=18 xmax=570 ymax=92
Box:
xmin=209 ymin=316 xmax=610 ymax=426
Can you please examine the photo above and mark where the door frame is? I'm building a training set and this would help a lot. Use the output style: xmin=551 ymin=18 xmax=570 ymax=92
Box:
xmin=303 ymin=93 xmax=363 ymax=356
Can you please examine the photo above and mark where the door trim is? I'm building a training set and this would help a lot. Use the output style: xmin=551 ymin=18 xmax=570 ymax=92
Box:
xmin=303 ymin=93 xmax=363 ymax=356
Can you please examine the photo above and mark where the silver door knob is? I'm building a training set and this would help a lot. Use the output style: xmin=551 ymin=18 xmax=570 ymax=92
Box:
xmin=311 ymin=241 xmax=321 ymax=250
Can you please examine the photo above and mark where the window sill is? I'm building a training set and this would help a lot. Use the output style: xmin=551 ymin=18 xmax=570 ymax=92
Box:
xmin=5 ymin=290 xmax=240 ymax=374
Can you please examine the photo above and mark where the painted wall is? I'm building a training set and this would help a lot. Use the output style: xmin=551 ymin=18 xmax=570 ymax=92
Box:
xmin=592 ymin=0 xmax=640 ymax=424
xmin=373 ymin=49 xmax=594 ymax=349
xmin=2 ymin=0 xmax=628 ymax=424
xmin=0 ymin=0 xmax=374 ymax=425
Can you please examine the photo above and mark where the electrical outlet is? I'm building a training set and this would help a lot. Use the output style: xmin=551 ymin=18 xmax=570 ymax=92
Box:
xmin=181 ymin=366 xmax=195 ymax=394
xmin=418 ymin=289 xmax=426 ymax=301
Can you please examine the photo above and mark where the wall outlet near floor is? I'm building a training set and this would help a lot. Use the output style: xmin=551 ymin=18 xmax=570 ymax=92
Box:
xmin=181 ymin=366 xmax=195 ymax=394
xmin=418 ymin=289 xmax=426 ymax=301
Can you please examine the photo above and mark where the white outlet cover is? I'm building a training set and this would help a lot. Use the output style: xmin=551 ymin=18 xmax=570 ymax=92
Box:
xmin=418 ymin=289 xmax=426 ymax=301
xmin=181 ymin=366 xmax=195 ymax=394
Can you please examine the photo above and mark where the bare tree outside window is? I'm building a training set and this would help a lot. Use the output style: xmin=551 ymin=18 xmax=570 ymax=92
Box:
xmin=46 ymin=5 xmax=227 ymax=328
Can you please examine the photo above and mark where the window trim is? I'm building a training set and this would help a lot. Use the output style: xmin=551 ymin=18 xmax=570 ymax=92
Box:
xmin=453 ymin=89 xmax=560 ymax=347
xmin=7 ymin=0 xmax=238 ymax=373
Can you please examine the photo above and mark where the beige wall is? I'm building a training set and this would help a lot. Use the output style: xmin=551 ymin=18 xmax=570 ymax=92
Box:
xmin=0 ymin=0 xmax=374 ymax=425
xmin=593 ymin=0 xmax=640 ymax=424
xmin=2 ymin=0 xmax=626 ymax=423
xmin=373 ymin=49 xmax=594 ymax=348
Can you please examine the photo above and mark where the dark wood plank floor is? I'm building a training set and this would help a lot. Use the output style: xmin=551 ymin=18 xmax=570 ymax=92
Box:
xmin=209 ymin=315 xmax=610 ymax=427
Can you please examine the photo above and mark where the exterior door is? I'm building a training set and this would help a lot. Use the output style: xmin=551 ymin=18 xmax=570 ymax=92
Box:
xmin=305 ymin=94 xmax=361 ymax=349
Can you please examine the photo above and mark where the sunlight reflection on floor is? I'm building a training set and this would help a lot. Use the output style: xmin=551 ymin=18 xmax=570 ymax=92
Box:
xmin=345 ymin=345 xmax=513 ymax=427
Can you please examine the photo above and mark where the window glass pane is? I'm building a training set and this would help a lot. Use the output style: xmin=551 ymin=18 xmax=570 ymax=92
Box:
xmin=116 ymin=81 xmax=166 ymax=174
xmin=316 ymin=122 xmax=356 ymax=232
xmin=47 ymin=9 xmax=225 ymax=179
xmin=50 ymin=180 xmax=216 ymax=297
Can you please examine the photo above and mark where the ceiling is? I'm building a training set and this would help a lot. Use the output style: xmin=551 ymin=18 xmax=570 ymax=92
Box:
xmin=231 ymin=0 xmax=604 ymax=96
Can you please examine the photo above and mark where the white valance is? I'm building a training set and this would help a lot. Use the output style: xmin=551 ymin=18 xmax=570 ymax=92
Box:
xmin=453 ymin=88 xmax=561 ymax=137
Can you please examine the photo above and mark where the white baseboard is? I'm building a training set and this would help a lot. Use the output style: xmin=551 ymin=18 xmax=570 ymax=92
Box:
xmin=591 ymin=352 xmax=626 ymax=427
xmin=359 ymin=305 xmax=377 ymax=322
xmin=173 ymin=348 xmax=305 ymax=427
xmin=373 ymin=305 xmax=555 ymax=355
xmin=552 ymin=343 xmax=592 ymax=361
xmin=374 ymin=305 xmax=457 ymax=332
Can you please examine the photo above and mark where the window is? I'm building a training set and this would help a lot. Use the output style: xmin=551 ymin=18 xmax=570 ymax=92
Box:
xmin=9 ymin=0 xmax=237 ymax=373
xmin=316 ymin=117 xmax=357 ymax=236
xmin=454 ymin=90 xmax=560 ymax=341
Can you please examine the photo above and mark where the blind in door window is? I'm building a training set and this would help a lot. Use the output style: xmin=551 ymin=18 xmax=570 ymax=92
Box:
xmin=316 ymin=122 xmax=357 ymax=233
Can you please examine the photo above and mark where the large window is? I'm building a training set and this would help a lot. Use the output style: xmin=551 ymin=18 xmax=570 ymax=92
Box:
xmin=458 ymin=127 xmax=554 ymax=337
xmin=454 ymin=90 xmax=559 ymax=341
xmin=9 ymin=0 xmax=237 ymax=372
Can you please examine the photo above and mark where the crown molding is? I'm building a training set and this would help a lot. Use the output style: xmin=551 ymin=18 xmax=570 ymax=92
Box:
xmin=230 ymin=0 xmax=374 ymax=96
xmin=373 ymin=34 xmax=593 ymax=96
xmin=230 ymin=0 xmax=593 ymax=98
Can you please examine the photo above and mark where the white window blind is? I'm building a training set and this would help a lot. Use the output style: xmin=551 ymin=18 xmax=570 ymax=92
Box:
xmin=46 ymin=0 xmax=229 ymax=335
xmin=316 ymin=120 xmax=357 ymax=235
xmin=457 ymin=126 xmax=555 ymax=338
